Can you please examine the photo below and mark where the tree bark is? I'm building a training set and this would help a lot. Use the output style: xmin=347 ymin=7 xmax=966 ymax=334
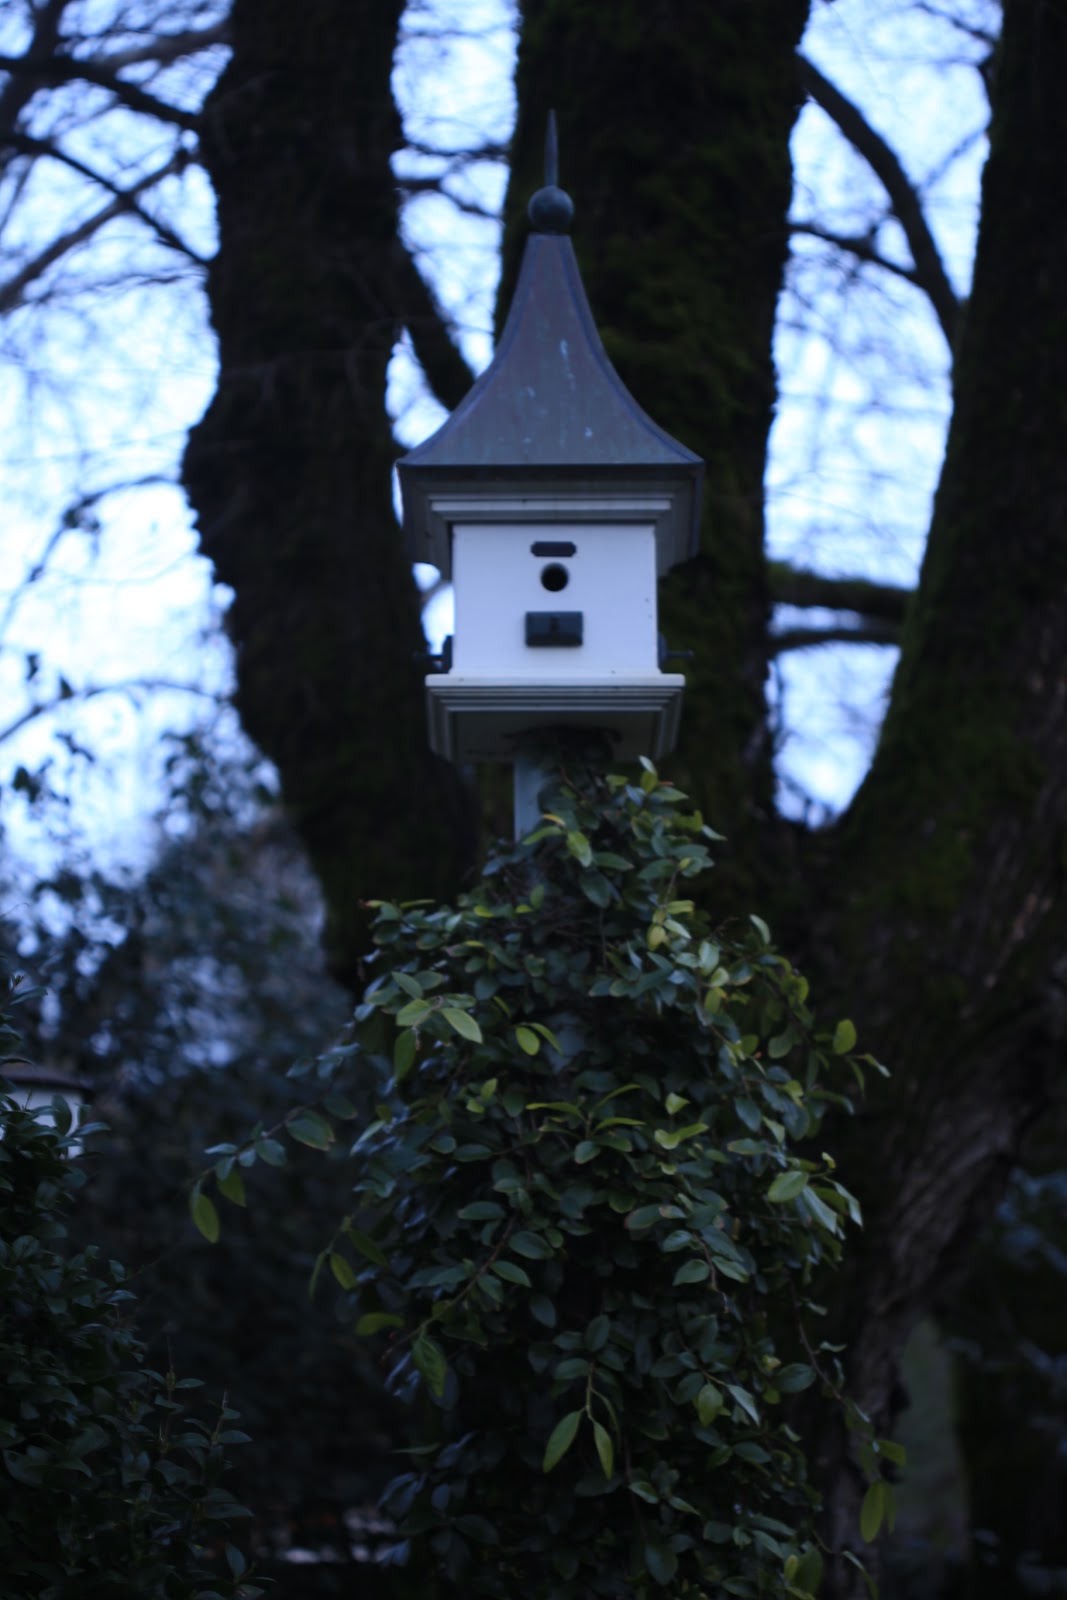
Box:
xmin=183 ymin=0 xmax=478 ymax=989
xmin=804 ymin=1 xmax=1067 ymax=1587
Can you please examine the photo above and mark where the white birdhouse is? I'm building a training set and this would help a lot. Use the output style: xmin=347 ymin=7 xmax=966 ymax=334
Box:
xmin=397 ymin=128 xmax=704 ymax=766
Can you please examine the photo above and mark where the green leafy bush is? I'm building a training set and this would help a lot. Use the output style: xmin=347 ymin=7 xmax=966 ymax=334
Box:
xmin=0 ymin=983 xmax=258 ymax=1600
xmin=204 ymin=761 xmax=893 ymax=1596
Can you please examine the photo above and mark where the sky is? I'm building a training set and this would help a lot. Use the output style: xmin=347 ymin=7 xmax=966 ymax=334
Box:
xmin=0 ymin=0 xmax=997 ymax=880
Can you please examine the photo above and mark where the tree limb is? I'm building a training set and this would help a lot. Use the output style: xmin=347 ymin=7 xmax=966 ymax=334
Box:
xmin=394 ymin=243 xmax=474 ymax=415
xmin=798 ymin=55 xmax=961 ymax=347
xmin=0 ymin=0 xmax=68 ymax=138
xmin=768 ymin=562 xmax=913 ymax=622
xmin=78 ymin=23 xmax=230 ymax=73
xmin=770 ymin=621 xmax=900 ymax=655
xmin=0 ymin=52 xmax=201 ymax=130
xmin=0 ymin=133 xmax=205 ymax=263
xmin=790 ymin=219 xmax=923 ymax=293
xmin=0 ymin=156 xmax=189 ymax=312
xmin=0 ymin=679 xmax=220 ymax=749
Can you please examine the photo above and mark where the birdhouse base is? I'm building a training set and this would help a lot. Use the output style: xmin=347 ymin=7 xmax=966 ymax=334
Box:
xmin=425 ymin=674 xmax=685 ymax=763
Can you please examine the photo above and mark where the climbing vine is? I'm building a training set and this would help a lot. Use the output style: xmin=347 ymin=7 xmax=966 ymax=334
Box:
xmin=200 ymin=761 xmax=898 ymax=1595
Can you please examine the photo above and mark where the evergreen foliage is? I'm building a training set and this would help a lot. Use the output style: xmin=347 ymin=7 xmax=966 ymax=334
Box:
xmin=202 ymin=762 xmax=897 ymax=1596
xmin=0 ymin=982 xmax=258 ymax=1600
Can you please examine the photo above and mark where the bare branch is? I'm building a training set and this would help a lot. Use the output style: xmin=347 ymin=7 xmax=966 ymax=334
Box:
xmin=0 ymin=133 xmax=206 ymax=263
xmin=0 ymin=0 xmax=69 ymax=136
xmin=398 ymin=175 xmax=499 ymax=223
xmin=0 ymin=679 xmax=221 ymax=750
xmin=790 ymin=220 xmax=923 ymax=293
xmin=770 ymin=621 xmax=901 ymax=656
xmin=0 ymin=51 xmax=201 ymax=130
xmin=82 ymin=23 xmax=230 ymax=73
xmin=0 ymin=474 xmax=175 ymax=642
xmin=798 ymin=55 xmax=961 ymax=348
xmin=769 ymin=562 xmax=913 ymax=622
xmin=0 ymin=155 xmax=191 ymax=312
xmin=395 ymin=244 xmax=475 ymax=415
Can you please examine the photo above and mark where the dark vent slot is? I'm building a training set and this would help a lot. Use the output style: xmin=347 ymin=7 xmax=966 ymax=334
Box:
xmin=531 ymin=540 xmax=576 ymax=558
xmin=525 ymin=611 xmax=583 ymax=647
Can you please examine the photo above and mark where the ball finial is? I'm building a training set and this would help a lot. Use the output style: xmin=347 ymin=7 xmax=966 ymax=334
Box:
xmin=527 ymin=110 xmax=574 ymax=234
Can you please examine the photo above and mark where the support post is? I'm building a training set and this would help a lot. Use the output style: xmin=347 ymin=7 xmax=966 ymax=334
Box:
xmin=513 ymin=755 xmax=551 ymax=841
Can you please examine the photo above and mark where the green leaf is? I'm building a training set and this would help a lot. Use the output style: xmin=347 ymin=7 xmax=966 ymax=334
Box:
xmin=216 ymin=1166 xmax=246 ymax=1208
xmin=287 ymin=1110 xmax=334 ymax=1150
xmin=443 ymin=1007 xmax=483 ymax=1043
xmin=412 ymin=1333 xmax=449 ymax=1399
xmin=794 ymin=1547 xmax=824 ymax=1595
xmin=49 ymin=1094 xmax=73 ymax=1137
xmin=542 ymin=1409 xmax=582 ymax=1472
xmin=860 ymin=1480 xmax=886 ymax=1543
xmin=254 ymin=1135 xmax=286 ymax=1167
xmin=393 ymin=1028 xmax=417 ymax=1082
xmin=593 ymin=1419 xmax=614 ymax=1479
xmin=645 ymin=1542 xmax=678 ymax=1586
xmin=566 ymin=830 xmax=593 ymax=867
xmin=696 ymin=1381 xmax=724 ymax=1426
xmin=356 ymin=1311 xmax=403 ymax=1335
xmin=833 ymin=1018 xmax=858 ymax=1054
xmin=190 ymin=1186 xmax=219 ymax=1244
xmin=767 ymin=1169 xmax=808 ymax=1203
xmin=396 ymin=998 xmax=432 ymax=1028
xmin=775 ymin=1363 xmax=816 ymax=1394
xmin=574 ymin=1140 xmax=599 ymax=1164
xmin=491 ymin=1260 xmax=532 ymax=1287
xmin=515 ymin=1025 xmax=540 ymax=1056
xmin=749 ymin=913 xmax=771 ymax=945
xmin=344 ymin=1226 xmax=388 ymax=1267
xmin=726 ymin=1383 xmax=760 ymax=1425
xmin=585 ymin=1314 xmax=610 ymax=1351
xmin=457 ymin=1200 xmax=505 ymax=1222
xmin=323 ymin=1091 xmax=360 ymax=1119
xmin=673 ymin=1258 xmax=710 ymax=1287
xmin=511 ymin=1230 xmax=552 ymax=1260
xmin=329 ymin=1252 xmax=357 ymax=1290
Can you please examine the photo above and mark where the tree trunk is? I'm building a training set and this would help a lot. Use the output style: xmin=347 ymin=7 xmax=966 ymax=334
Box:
xmin=183 ymin=0 xmax=478 ymax=989
xmin=804 ymin=1 xmax=1067 ymax=1588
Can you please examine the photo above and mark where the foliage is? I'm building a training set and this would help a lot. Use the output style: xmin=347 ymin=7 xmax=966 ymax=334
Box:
xmin=0 ymin=979 xmax=258 ymax=1600
xmin=201 ymin=761 xmax=897 ymax=1596
xmin=33 ymin=744 xmax=394 ymax=1571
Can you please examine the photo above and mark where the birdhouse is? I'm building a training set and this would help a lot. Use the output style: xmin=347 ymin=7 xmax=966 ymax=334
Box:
xmin=397 ymin=130 xmax=703 ymax=765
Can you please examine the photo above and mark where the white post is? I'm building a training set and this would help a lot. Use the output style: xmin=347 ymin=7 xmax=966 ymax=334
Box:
xmin=513 ymin=755 xmax=552 ymax=841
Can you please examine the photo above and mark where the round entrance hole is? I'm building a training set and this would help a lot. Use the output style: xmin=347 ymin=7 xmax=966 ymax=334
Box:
xmin=540 ymin=563 xmax=570 ymax=592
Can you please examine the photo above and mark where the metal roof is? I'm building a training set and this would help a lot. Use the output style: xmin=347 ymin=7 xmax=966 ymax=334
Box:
xmin=397 ymin=172 xmax=703 ymax=580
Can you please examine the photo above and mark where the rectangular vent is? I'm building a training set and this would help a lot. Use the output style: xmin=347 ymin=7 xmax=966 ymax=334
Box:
xmin=531 ymin=540 xmax=577 ymax=558
xmin=525 ymin=611 xmax=583 ymax=647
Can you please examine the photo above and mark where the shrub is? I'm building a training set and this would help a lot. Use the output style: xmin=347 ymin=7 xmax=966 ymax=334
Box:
xmin=203 ymin=761 xmax=894 ymax=1596
xmin=0 ymin=982 xmax=258 ymax=1600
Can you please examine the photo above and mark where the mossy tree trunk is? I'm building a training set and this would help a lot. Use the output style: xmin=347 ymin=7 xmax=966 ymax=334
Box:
xmin=184 ymin=0 xmax=1067 ymax=1591
xmin=801 ymin=1 xmax=1067 ymax=1587
xmin=184 ymin=0 xmax=478 ymax=990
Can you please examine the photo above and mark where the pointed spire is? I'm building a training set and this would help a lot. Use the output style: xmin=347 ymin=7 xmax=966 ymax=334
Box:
xmin=527 ymin=111 xmax=574 ymax=235
xmin=397 ymin=117 xmax=704 ymax=579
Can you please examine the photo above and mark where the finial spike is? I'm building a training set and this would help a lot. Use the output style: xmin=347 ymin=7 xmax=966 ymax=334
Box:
xmin=545 ymin=109 xmax=559 ymax=189
xmin=528 ymin=109 xmax=574 ymax=234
